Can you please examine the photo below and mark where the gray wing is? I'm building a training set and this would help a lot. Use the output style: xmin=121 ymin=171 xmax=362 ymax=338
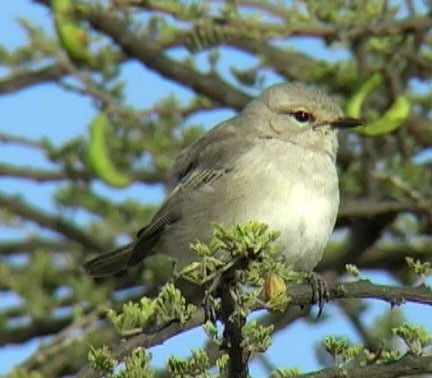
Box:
xmin=127 ymin=118 xmax=253 ymax=266
xmin=83 ymin=243 xmax=134 ymax=277
xmin=84 ymin=117 xmax=255 ymax=276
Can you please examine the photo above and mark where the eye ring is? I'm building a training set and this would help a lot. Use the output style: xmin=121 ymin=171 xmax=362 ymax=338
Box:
xmin=291 ymin=111 xmax=314 ymax=124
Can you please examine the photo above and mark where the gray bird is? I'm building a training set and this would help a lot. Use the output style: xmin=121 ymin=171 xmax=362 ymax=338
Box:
xmin=84 ymin=82 xmax=360 ymax=280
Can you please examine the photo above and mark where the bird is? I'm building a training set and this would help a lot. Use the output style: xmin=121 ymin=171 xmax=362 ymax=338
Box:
xmin=84 ymin=82 xmax=361 ymax=289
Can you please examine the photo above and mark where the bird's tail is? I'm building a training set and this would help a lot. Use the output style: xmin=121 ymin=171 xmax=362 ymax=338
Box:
xmin=83 ymin=243 xmax=134 ymax=277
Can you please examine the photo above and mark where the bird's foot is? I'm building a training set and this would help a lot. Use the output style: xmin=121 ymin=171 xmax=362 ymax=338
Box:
xmin=306 ymin=272 xmax=329 ymax=317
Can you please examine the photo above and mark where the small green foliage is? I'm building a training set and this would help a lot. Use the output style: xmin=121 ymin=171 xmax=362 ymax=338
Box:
xmin=168 ymin=349 xmax=211 ymax=378
xmin=185 ymin=23 xmax=234 ymax=52
xmin=214 ymin=221 xmax=280 ymax=258
xmin=381 ymin=350 xmax=401 ymax=363
xmin=215 ymin=353 xmax=229 ymax=374
xmin=88 ymin=347 xmax=153 ymax=378
xmin=345 ymin=264 xmax=361 ymax=279
xmin=7 ymin=251 xmax=56 ymax=321
xmin=392 ymin=323 xmax=432 ymax=356
xmin=181 ymin=221 xmax=282 ymax=286
xmin=246 ymin=252 xmax=303 ymax=288
xmin=107 ymin=297 xmax=156 ymax=335
xmin=405 ymin=257 xmax=432 ymax=280
xmin=243 ymin=320 xmax=273 ymax=353
xmin=154 ymin=283 xmax=196 ymax=324
xmin=323 ymin=336 xmax=349 ymax=357
xmin=107 ymin=284 xmax=195 ymax=335
xmin=343 ymin=343 xmax=363 ymax=363
xmin=88 ymin=345 xmax=116 ymax=376
xmin=3 ymin=368 xmax=44 ymax=378
xmin=117 ymin=349 xmax=153 ymax=378
xmin=323 ymin=337 xmax=362 ymax=367
xmin=232 ymin=286 xmax=263 ymax=318
xmin=270 ymin=367 xmax=302 ymax=378
xmin=69 ymin=274 xmax=110 ymax=307
xmin=184 ymin=220 xmax=300 ymax=303
xmin=202 ymin=320 xmax=219 ymax=342
xmin=230 ymin=67 xmax=259 ymax=86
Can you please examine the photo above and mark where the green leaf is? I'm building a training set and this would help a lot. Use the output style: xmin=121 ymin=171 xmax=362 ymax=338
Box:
xmin=88 ymin=345 xmax=116 ymax=376
xmin=354 ymin=96 xmax=410 ymax=137
xmin=345 ymin=73 xmax=382 ymax=118
xmin=52 ymin=0 xmax=92 ymax=64
xmin=87 ymin=113 xmax=132 ymax=187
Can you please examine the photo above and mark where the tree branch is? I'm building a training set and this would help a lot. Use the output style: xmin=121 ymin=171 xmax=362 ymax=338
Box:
xmin=0 ymin=191 xmax=107 ymax=252
xmin=0 ymin=163 xmax=92 ymax=182
xmin=338 ymin=199 xmax=410 ymax=219
xmin=0 ymin=64 xmax=67 ymax=94
xmin=75 ymin=307 xmax=206 ymax=378
xmin=83 ymin=11 xmax=252 ymax=111
xmin=296 ymin=354 xmax=432 ymax=378
xmin=219 ymin=279 xmax=249 ymax=378
xmin=74 ymin=279 xmax=432 ymax=378
xmin=0 ymin=238 xmax=72 ymax=255
xmin=0 ymin=163 xmax=163 ymax=184
xmin=0 ymin=316 xmax=72 ymax=346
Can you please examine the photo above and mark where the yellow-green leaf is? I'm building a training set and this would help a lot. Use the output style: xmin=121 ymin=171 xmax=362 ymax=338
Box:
xmin=87 ymin=113 xmax=131 ymax=188
xmin=52 ymin=0 xmax=91 ymax=64
xmin=355 ymin=96 xmax=410 ymax=137
xmin=346 ymin=73 xmax=382 ymax=118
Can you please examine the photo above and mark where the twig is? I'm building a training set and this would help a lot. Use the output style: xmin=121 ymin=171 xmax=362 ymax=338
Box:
xmin=0 ymin=64 xmax=66 ymax=94
xmin=0 ymin=190 xmax=107 ymax=252
xmin=74 ymin=279 xmax=432 ymax=378
xmin=85 ymin=9 xmax=252 ymax=111
xmin=293 ymin=354 xmax=432 ymax=378
xmin=219 ymin=278 xmax=249 ymax=378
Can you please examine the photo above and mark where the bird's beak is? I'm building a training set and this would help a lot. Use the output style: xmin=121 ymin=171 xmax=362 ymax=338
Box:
xmin=330 ymin=117 xmax=362 ymax=129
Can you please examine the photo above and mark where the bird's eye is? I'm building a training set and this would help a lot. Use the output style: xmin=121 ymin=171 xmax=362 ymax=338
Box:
xmin=291 ymin=111 xmax=314 ymax=124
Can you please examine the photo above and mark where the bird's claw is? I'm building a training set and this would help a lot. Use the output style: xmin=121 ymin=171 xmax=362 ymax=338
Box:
xmin=307 ymin=272 xmax=329 ymax=317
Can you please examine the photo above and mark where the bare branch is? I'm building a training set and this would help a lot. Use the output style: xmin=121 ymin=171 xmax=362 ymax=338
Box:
xmin=0 ymin=316 xmax=72 ymax=346
xmin=0 ymin=191 xmax=107 ymax=252
xmin=338 ymin=199 xmax=410 ymax=218
xmin=90 ymin=17 xmax=251 ymax=110
xmin=0 ymin=238 xmax=72 ymax=255
xmin=0 ymin=64 xmax=67 ymax=94
xmin=297 ymin=354 xmax=432 ymax=378
xmin=0 ymin=163 xmax=92 ymax=182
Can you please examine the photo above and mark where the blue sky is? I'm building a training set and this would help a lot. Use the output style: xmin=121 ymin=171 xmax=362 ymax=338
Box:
xmin=1 ymin=1 xmax=431 ymax=375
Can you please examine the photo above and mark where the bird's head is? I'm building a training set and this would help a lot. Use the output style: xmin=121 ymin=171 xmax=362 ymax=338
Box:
xmin=243 ymin=82 xmax=361 ymax=159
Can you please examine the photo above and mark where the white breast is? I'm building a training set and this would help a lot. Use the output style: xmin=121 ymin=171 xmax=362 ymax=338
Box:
xmin=225 ymin=139 xmax=339 ymax=270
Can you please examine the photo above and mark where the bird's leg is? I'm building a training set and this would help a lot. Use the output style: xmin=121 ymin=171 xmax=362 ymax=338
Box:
xmin=306 ymin=272 xmax=329 ymax=317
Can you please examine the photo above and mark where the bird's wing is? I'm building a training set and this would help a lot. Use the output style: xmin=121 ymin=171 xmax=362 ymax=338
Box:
xmin=83 ymin=243 xmax=133 ymax=277
xmin=128 ymin=119 xmax=253 ymax=266
xmin=127 ymin=167 xmax=229 ymax=266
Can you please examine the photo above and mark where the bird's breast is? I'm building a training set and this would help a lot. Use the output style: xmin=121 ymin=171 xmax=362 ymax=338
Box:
xmin=224 ymin=139 xmax=339 ymax=270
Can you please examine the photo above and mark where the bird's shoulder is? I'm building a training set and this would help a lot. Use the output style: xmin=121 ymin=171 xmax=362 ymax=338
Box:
xmin=168 ymin=116 xmax=255 ymax=189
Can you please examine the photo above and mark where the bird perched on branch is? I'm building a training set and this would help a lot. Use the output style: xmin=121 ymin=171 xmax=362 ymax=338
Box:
xmin=84 ymin=82 xmax=360 ymax=303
